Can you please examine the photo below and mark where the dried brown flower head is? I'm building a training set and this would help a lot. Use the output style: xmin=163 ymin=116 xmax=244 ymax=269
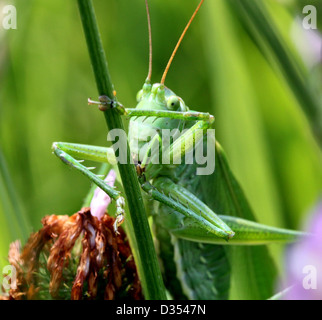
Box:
xmin=1 ymin=208 xmax=142 ymax=300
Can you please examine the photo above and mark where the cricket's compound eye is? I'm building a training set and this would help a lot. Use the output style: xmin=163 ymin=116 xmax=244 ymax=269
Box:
xmin=167 ymin=95 xmax=181 ymax=111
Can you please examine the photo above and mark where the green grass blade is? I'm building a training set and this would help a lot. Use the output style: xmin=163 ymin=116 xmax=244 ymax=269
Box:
xmin=267 ymin=286 xmax=293 ymax=300
xmin=0 ymin=149 xmax=31 ymax=241
xmin=227 ymin=0 xmax=322 ymax=147
xmin=0 ymin=149 xmax=31 ymax=271
xmin=201 ymin=0 xmax=285 ymax=233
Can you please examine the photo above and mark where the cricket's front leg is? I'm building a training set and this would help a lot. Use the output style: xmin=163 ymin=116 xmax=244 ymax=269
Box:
xmin=52 ymin=142 xmax=117 ymax=164
xmin=88 ymin=96 xmax=215 ymax=124
xmin=123 ymin=109 xmax=215 ymax=124
xmin=52 ymin=142 xmax=124 ymax=233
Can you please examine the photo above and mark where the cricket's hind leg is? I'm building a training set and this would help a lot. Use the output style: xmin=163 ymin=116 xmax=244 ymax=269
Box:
xmin=138 ymin=173 xmax=234 ymax=241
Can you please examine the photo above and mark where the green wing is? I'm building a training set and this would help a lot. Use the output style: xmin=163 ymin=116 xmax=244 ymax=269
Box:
xmin=199 ymin=142 xmax=278 ymax=299
xmin=172 ymin=238 xmax=230 ymax=300
xmin=152 ymin=148 xmax=231 ymax=300
xmin=153 ymin=206 xmax=230 ymax=300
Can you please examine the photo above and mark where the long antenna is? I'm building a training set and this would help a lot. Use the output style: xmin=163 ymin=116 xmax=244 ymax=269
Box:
xmin=160 ymin=0 xmax=204 ymax=85
xmin=145 ymin=0 xmax=152 ymax=81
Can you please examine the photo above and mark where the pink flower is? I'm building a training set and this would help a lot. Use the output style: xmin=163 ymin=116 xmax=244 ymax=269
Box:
xmin=281 ymin=201 xmax=322 ymax=300
xmin=90 ymin=170 xmax=116 ymax=220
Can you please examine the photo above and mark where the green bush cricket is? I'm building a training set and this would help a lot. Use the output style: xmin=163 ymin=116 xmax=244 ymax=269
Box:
xmin=52 ymin=0 xmax=304 ymax=299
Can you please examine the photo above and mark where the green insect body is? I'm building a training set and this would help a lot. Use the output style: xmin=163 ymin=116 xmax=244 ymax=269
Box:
xmin=53 ymin=79 xmax=302 ymax=299
xmin=129 ymin=84 xmax=300 ymax=298
xmin=149 ymin=155 xmax=231 ymax=299
xmin=128 ymin=81 xmax=232 ymax=299
xmin=52 ymin=1 xmax=305 ymax=300
xmin=128 ymin=81 xmax=235 ymax=241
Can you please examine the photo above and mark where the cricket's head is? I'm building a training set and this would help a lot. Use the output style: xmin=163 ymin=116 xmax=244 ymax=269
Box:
xmin=129 ymin=81 xmax=189 ymax=162
xmin=136 ymin=81 xmax=188 ymax=113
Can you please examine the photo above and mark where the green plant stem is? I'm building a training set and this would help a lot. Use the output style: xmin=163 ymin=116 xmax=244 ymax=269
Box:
xmin=77 ymin=0 xmax=166 ymax=300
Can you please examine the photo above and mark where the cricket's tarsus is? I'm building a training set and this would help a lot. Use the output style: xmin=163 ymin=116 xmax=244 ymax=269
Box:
xmin=87 ymin=96 xmax=110 ymax=111
xmin=88 ymin=95 xmax=127 ymax=113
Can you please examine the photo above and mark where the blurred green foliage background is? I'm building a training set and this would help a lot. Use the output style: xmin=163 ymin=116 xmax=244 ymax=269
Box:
xmin=0 ymin=0 xmax=321 ymax=297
